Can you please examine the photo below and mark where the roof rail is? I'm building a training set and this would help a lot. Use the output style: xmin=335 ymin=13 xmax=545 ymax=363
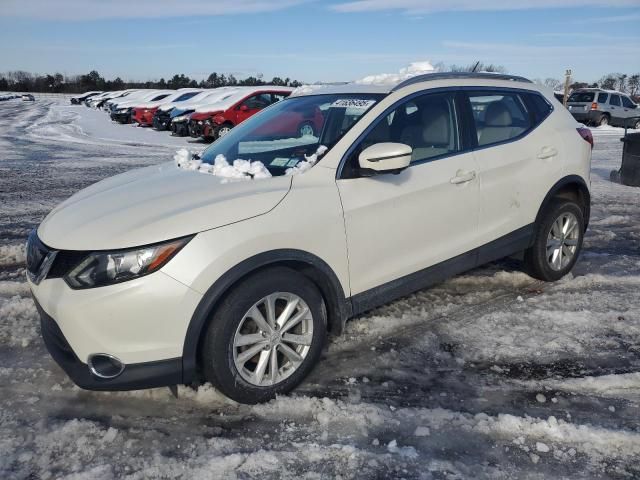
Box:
xmin=392 ymin=72 xmax=533 ymax=92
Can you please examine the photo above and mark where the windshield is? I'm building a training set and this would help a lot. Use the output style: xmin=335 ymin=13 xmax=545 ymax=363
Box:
xmin=199 ymin=93 xmax=383 ymax=177
xmin=568 ymin=92 xmax=595 ymax=103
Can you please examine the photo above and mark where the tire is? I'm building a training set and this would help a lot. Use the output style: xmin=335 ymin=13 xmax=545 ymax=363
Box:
xmin=598 ymin=114 xmax=610 ymax=127
xmin=298 ymin=122 xmax=315 ymax=137
xmin=201 ymin=267 xmax=327 ymax=404
xmin=523 ymin=200 xmax=585 ymax=282
xmin=634 ymin=119 xmax=640 ymax=130
xmin=214 ymin=124 xmax=233 ymax=140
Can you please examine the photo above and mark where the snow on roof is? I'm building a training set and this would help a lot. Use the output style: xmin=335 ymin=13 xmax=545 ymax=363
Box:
xmin=194 ymin=86 xmax=294 ymax=113
xmin=292 ymin=61 xmax=436 ymax=97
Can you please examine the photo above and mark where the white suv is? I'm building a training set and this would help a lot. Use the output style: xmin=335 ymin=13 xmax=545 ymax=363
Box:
xmin=27 ymin=73 xmax=593 ymax=404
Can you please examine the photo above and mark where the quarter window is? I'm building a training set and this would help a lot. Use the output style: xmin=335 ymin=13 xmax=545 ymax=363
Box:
xmin=358 ymin=92 xmax=461 ymax=164
xmin=610 ymin=95 xmax=621 ymax=107
xmin=468 ymin=92 xmax=531 ymax=147
xmin=597 ymin=92 xmax=609 ymax=103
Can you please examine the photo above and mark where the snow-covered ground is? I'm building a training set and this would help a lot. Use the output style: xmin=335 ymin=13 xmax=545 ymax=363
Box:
xmin=1 ymin=98 xmax=639 ymax=479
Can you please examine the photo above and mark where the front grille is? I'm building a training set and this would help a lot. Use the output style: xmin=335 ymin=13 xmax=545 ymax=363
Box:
xmin=26 ymin=231 xmax=49 ymax=274
xmin=26 ymin=232 xmax=87 ymax=280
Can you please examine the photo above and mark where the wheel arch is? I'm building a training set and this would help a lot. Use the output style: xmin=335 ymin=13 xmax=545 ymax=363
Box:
xmin=535 ymin=175 xmax=591 ymax=234
xmin=181 ymin=249 xmax=350 ymax=385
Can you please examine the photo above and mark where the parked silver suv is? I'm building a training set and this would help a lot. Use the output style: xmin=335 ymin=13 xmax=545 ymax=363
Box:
xmin=567 ymin=89 xmax=640 ymax=129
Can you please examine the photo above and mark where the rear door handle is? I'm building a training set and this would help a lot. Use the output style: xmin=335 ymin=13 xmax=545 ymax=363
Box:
xmin=450 ymin=170 xmax=476 ymax=184
xmin=537 ymin=147 xmax=558 ymax=159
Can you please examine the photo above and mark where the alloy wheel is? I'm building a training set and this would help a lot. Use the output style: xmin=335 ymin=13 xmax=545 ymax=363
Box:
xmin=546 ymin=212 xmax=580 ymax=271
xmin=233 ymin=292 xmax=313 ymax=387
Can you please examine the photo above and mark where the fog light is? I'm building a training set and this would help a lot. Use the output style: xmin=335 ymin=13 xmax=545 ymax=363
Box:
xmin=88 ymin=354 xmax=125 ymax=379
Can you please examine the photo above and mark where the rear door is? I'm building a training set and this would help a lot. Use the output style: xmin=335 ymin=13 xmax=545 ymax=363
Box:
xmin=467 ymin=89 xmax=562 ymax=245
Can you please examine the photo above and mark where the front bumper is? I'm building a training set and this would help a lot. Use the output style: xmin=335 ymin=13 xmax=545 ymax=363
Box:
xmin=188 ymin=120 xmax=206 ymax=138
xmin=171 ymin=120 xmax=189 ymax=136
xmin=110 ymin=111 xmax=131 ymax=124
xmin=36 ymin=299 xmax=182 ymax=390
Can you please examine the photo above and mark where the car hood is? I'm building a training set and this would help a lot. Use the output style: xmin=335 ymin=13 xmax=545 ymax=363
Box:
xmin=38 ymin=162 xmax=292 ymax=251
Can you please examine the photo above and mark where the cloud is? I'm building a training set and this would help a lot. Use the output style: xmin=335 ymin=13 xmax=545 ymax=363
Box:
xmin=0 ymin=0 xmax=308 ymax=20
xmin=331 ymin=0 xmax=640 ymax=14
xmin=571 ymin=13 xmax=640 ymax=23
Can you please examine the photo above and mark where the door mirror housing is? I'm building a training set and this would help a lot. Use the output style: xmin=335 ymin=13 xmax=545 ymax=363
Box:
xmin=240 ymin=105 xmax=249 ymax=112
xmin=359 ymin=143 xmax=412 ymax=174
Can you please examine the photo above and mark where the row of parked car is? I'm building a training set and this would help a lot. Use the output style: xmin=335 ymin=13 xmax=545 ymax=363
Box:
xmin=70 ymin=86 xmax=310 ymax=142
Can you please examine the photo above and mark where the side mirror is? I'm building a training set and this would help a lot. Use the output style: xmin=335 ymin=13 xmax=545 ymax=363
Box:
xmin=240 ymin=105 xmax=249 ymax=112
xmin=359 ymin=143 xmax=412 ymax=174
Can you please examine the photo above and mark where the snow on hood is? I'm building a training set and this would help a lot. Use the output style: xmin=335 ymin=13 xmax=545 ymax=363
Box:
xmin=37 ymin=161 xmax=292 ymax=250
xmin=194 ymin=86 xmax=294 ymax=114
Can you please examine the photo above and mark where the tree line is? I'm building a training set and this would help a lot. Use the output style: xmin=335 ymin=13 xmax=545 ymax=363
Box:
xmin=0 ymin=70 xmax=303 ymax=94
xmin=534 ymin=73 xmax=640 ymax=99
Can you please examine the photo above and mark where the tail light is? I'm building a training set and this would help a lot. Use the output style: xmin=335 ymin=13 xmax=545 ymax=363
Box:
xmin=577 ymin=127 xmax=593 ymax=149
xmin=590 ymin=102 xmax=598 ymax=110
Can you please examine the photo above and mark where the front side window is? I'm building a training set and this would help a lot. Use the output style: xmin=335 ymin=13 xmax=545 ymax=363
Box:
xmin=621 ymin=96 xmax=635 ymax=108
xmin=357 ymin=92 xmax=461 ymax=166
xmin=200 ymin=94 xmax=382 ymax=176
xmin=242 ymin=94 xmax=273 ymax=110
xmin=468 ymin=91 xmax=531 ymax=147
xmin=610 ymin=95 xmax=621 ymax=107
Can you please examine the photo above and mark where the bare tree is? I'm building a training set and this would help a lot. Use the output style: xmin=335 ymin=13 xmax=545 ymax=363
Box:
xmin=544 ymin=78 xmax=562 ymax=91
xmin=628 ymin=74 xmax=640 ymax=97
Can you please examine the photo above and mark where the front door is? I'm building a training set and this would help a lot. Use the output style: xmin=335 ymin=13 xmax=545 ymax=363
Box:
xmin=338 ymin=91 xmax=480 ymax=295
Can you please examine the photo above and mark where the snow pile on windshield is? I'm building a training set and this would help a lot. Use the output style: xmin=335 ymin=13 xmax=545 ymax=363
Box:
xmin=174 ymin=149 xmax=271 ymax=181
xmin=285 ymin=145 xmax=328 ymax=176
xmin=357 ymin=61 xmax=436 ymax=86
xmin=174 ymin=145 xmax=328 ymax=180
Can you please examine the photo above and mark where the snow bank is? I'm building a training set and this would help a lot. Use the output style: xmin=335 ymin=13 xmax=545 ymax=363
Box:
xmin=357 ymin=61 xmax=436 ymax=86
xmin=0 ymin=244 xmax=26 ymax=266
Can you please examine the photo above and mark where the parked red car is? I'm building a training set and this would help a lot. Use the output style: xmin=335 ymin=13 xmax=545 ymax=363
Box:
xmin=132 ymin=106 xmax=160 ymax=126
xmin=188 ymin=88 xmax=294 ymax=141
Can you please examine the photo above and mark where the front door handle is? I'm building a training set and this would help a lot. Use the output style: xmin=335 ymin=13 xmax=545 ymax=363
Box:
xmin=450 ymin=170 xmax=476 ymax=184
xmin=537 ymin=147 xmax=558 ymax=159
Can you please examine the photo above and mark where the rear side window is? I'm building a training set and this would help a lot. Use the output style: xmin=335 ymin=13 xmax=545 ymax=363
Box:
xmin=610 ymin=95 xmax=621 ymax=107
xmin=597 ymin=92 xmax=609 ymax=103
xmin=568 ymin=91 xmax=595 ymax=103
xmin=468 ymin=91 xmax=531 ymax=147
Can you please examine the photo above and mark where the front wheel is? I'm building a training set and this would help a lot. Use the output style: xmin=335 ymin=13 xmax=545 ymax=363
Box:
xmin=201 ymin=267 xmax=326 ymax=404
xmin=214 ymin=124 xmax=233 ymax=140
xmin=523 ymin=200 xmax=585 ymax=282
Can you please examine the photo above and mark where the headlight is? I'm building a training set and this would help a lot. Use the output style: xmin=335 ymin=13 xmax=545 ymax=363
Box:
xmin=65 ymin=236 xmax=192 ymax=289
xmin=173 ymin=115 xmax=187 ymax=122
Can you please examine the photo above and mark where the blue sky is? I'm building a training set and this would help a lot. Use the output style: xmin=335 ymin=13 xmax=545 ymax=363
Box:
xmin=1 ymin=0 xmax=639 ymax=84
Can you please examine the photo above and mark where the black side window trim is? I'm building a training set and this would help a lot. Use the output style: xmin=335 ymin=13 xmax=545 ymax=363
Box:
xmin=336 ymin=86 xmax=553 ymax=180
xmin=462 ymin=88 xmax=553 ymax=153
xmin=337 ymin=87 xmax=471 ymax=179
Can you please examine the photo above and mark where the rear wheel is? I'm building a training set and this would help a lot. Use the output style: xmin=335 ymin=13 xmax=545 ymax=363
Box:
xmin=201 ymin=267 xmax=326 ymax=404
xmin=523 ymin=200 xmax=584 ymax=281
xmin=598 ymin=114 xmax=610 ymax=126
xmin=298 ymin=122 xmax=315 ymax=137
xmin=634 ymin=119 xmax=640 ymax=130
